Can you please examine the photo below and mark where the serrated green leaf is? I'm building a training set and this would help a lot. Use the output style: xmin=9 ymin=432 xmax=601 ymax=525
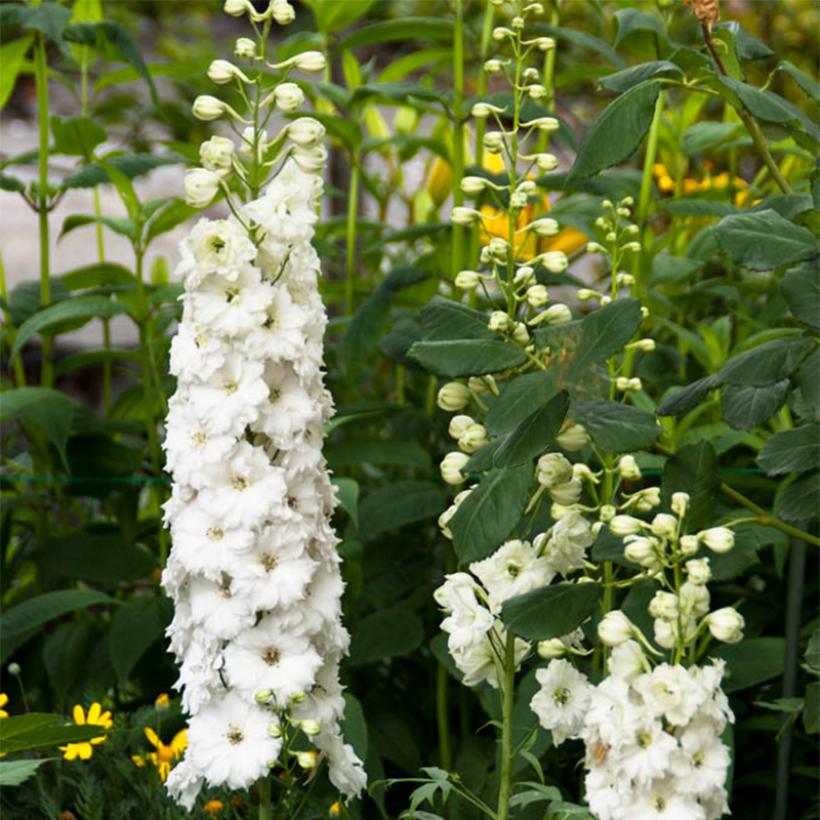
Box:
xmin=720 ymin=380 xmax=789 ymax=430
xmin=574 ymin=400 xmax=661 ymax=452
xmin=485 ymin=371 xmax=559 ymax=435
xmin=493 ymin=391 xmax=569 ymax=468
xmin=781 ymin=264 xmax=820 ymax=331
xmin=0 ymin=758 xmax=50 ymax=787
xmin=358 ymin=480 xmax=445 ymax=540
xmin=719 ymin=336 xmax=815 ymax=387
xmin=758 ymin=424 xmax=819 ymax=476
xmin=408 ymin=339 xmax=527 ymax=378
xmin=502 ymin=582 xmax=602 ymax=641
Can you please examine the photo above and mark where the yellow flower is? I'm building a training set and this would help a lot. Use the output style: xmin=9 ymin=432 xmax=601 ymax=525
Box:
xmin=203 ymin=800 xmax=225 ymax=816
xmin=142 ymin=727 xmax=187 ymax=782
xmin=329 ymin=801 xmax=341 ymax=817
xmin=0 ymin=693 xmax=9 ymax=719
xmin=60 ymin=703 xmax=113 ymax=761
xmin=154 ymin=693 xmax=171 ymax=711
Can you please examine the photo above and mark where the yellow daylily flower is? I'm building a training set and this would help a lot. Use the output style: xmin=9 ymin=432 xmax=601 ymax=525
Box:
xmin=60 ymin=702 xmax=113 ymax=761
xmin=142 ymin=727 xmax=188 ymax=782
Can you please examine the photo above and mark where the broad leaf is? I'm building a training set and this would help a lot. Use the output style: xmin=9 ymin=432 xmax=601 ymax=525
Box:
xmin=0 ymin=387 xmax=77 ymax=463
xmin=408 ymin=339 xmax=527 ymax=377
xmin=485 ymin=371 xmax=558 ymax=435
xmin=493 ymin=391 xmax=570 ymax=468
xmin=358 ymin=481 xmax=445 ymax=540
xmin=501 ymin=582 xmax=602 ymax=641
xmin=781 ymin=264 xmax=820 ymax=331
xmin=0 ymin=759 xmax=50 ymax=787
xmin=349 ymin=607 xmax=424 ymax=665
xmin=657 ymin=375 xmax=721 ymax=417
xmin=661 ymin=442 xmax=718 ymax=531
xmin=574 ymin=400 xmax=661 ymax=451
xmin=711 ymin=638 xmax=786 ymax=693
xmin=0 ymin=713 xmax=102 ymax=755
xmin=109 ymin=597 xmax=172 ymax=682
xmin=719 ymin=336 xmax=815 ymax=387
xmin=721 ymin=381 xmax=789 ymax=430
xmin=758 ymin=424 xmax=820 ymax=476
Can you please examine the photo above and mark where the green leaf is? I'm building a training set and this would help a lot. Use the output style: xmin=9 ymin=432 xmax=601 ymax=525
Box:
xmin=1 ymin=2 xmax=71 ymax=54
xmin=493 ymin=391 xmax=570 ymax=468
xmin=50 ymin=116 xmax=106 ymax=157
xmin=681 ymin=122 xmax=744 ymax=155
xmin=358 ymin=481 xmax=446 ymax=540
xmin=451 ymin=465 xmax=532 ymax=563
xmin=657 ymin=375 xmax=721 ymax=417
xmin=46 ymin=532 xmax=156 ymax=583
xmin=60 ymin=213 xmax=137 ymax=242
xmin=613 ymin=7 xmax=667 ymax=52
xmin=805 ymin=628 xmax=820 ymax=672
xmin=650 ymin=254 xmax=703 ymax=285
xmin=340 ymin=693 xmax=368 ymax=762
xmin=717 ymin=75 xmax=809 ymax=127
xmin=408 ymin=339 xmax=527 ymax=378
xmin=327 ymin=440 xmax=431 ymax=470
xmin=713 ymin=209 xmax=817 ymax=271
xmin=144 ymin=199 xmax=199 ymax=244
xmin=661 ymin=442 xmax=718 ymax=531
xmin=0 ymin=759 xmax=50 ymax=787
xmin=61 ymin=153 xmax=182 ymax=189
xmin=379 ymin=317 xmax=423 ymax=368
xmin=420 ymin=298 xmax=494 ymax=341
xmin=758 ymin=424 xmax=820 ymax=476
xmin=305 ymin=0 xmax=376 ymax=35
xmin=12 ymin=295 xmax=130 ymax=357
xmin=721 ymin=380 xmax=789 ymax=430
xmin=59 ymin=262 xmax=135 ymax=291
xmin=574 ymin=401 xmax=661 ymax=452
xmin=711 ymin=638 xmax=785 ymax=693
xmin=598 ymin=61 xmax=681 ymax=94
xmin=719 ymin=336 xmax=815 ymax=387
xmin=0 ymin=387 xmax=77 ymax=463
xmin=804 ymin=682 xmax=820 ymax=734
xmin=781 ymin=264 xmax=820 ymax=331
xmin=6 ymin=278 xmax=70 ymax=326
xmin=331 ymin=476 xmax=359 ymax=529
xmin=501 ymin=582 xmax=602 ymax=641
xmin=0 ymin=589 xmax=116 ymax=663
xmin=0 ymin=37 xmax=32 ymax=110
xmin=776 ymin=471 xmax=819 ymax=524
xmin=569 ymin=81 xmax=660 ymax=180
xmin=339 ymin=18 xmax=453 ymax=50
xmin=0 ymin=713 xmax=103 ymax=755
xmin=776 ymin=60 xmax=820 ymax=102
xmin=109 ymin=596 xmax=172 ymax=682
xmin=349 ymin=607 xmax=424 ymax=665
xmin=485 ymin=371 xmax=558 ymax=435
xmin=299 ymin=110 xmax=361 ymax=150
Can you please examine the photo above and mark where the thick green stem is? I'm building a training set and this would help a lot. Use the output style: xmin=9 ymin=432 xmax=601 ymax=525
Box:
xmin=496 ymin=633 xmax=516 ymax=820
xmin=258 ymin=776 xmax=273 ymax=820
xmin=436 ymin=660 xmax=453 ymax=770
xmin=720 ymin=483 xmax=820 ymax=547
xmin=344 ymin=150 xmax=360 ymax=316
xmin=451 ymin=0 xmax=465 ymax=279
xmin=34 ymin=34 xmax=53 ymax=387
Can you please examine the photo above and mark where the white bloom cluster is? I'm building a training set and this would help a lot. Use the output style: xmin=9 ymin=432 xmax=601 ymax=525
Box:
xmin=162 ymin=160 xmax=365 ymax=807
xmin=531 ymin=650 xmax=734 ymax=820
xmin=434 ymin=508 xmax=595 ymax=687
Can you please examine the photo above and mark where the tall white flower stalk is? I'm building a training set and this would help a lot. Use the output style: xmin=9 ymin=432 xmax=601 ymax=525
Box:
xmin=161 ymin=0 xmax=365 ymax=809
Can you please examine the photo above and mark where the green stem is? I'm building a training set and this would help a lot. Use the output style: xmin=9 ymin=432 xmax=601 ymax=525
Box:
xmin=451 ymin=0 xmax=465 ymax=279
xmin=258 ymin=776 xmax=273 ymax=820
xmin=345 ymin=149 xmax=360 ymax=316
xmin=436 ymin=661 xmax=453 ymax=770
xmin=496 ymin=633 xmax=516 ymax=820
xmin=635 ymin=91 xmax=663 ymax=305
xmin=720 ymin=483 xmax=820 ymax=547
xmin=34 ymin=34 xmax=53 ymax=387
xmin=0 ymin=251 xmax=26 ymax=387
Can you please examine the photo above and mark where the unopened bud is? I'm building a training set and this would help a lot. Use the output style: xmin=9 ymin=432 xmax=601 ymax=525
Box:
xmin=437 ymin=382 xmax=471 ymax=411
xmin=441 ymin=451 xmax=470 ymax=485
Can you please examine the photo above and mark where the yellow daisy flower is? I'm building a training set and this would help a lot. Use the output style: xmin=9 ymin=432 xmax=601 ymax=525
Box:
xmin=0 ymin=693 xmax=9 ymax=719
xmin=60 ymin=703 xmax=113 ymax=761
xmin=154 ymin=693 xmax=171 ymax=711
xmin=203 ymin=800 xmax=225 ymax=816
xmin=142 ymin=727 xmax=188 ymax=782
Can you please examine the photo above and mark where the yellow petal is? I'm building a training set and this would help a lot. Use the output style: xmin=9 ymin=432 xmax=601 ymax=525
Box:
xmin=0 ymin=694 xmax=8 ymax=708
xmin=72 ymin=705 xmax=86 ymax=725
xmin=144 ymin=727 xmax=161 ymax=749
xmin=78 ymin=743 xmax=93 ymax=760
xmin=171 ymin=729 xmax=188 ymax=755
xmin=87 ymin=703 xmax=101 ymax=724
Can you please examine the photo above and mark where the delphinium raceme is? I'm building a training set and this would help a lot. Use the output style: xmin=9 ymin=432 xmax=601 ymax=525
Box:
xmin=161 ymin=0 xmax=365 ymax=810
xmin=427 ymin=2 xmax=742 ymax=817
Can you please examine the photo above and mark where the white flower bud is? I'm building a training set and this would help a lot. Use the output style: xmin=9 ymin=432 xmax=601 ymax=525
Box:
xmin=530 ymin=217 xmax=559 ymax=237
xmin=535 ymin=36 xmax=555 ymax=50
xmin=622 ymin=241 xmax=641 ymax=253
xmin=671 ymin=492 xmax=689 ymax=517
xmin=287 ymin=117 xmax=325 ymax=146
xmin=537 ymin=638 xmax=567 ymax=659
xmin=273 ymin=82 xmax=305 ymax=112
xmin=511 ymin=322 xmax=530 ymax=345
xmin=472 ymin=102 xmax=506 ymax=118
xmin=685 ymin=558 xmax=711 ymax=585
xmin=680 ymin=534 xmax=700 ymax=557
xmin=291 ymin=144 xmax=327 ymax=173
xmin=468 ymin=375 xmax=494 ymax=395
xmin=487 ymin=237 xmax=508 ymax=259
xmin=624 ymin=535 xmax=660 ymax=568
xmin=448 ymin=415 xmax=474 ymax=440
xmin=451 ymin=206 xmax=482 ymax=225
xmin=510 ymin=191 xmax=528 ymax=209
xmin=255 ymin=689 xmax=274 ymax=704
xmin=461 ymin=175 xmax=488 ymax=195
xmin=455 ymin=270 xmax=480 ymax=290
xmin=549 ymin=477 xmax=582 ymax=506
xmin=526 ymin=284 xmax=549 ymax=307
xmin=617 ymin=454 xmax=641 ymax=480
xmin=292 ymin=50 xmax=325 ymax=72
xmin=616 ymin=273 xmax=636 ymax=287
xmin=707 ymin=607 xmax=745 ymax=643
xmin=482 ymin=131 xmax=504 ymax=153
xmin=599 ymin=504 xmax=616 ymax=522
xmin=488 ymin=310 xmax=511 ymax=332
xmin=492 ymin=26 xmax=514 ymax=40
xmin=300 ymin=719 xmax=321 ymax=736
xmin=437 ymin=382 xmax=471 ymax=411
xmin=234 ymin=37 xmax=257 ymax=59
xmin=272 ymin=0 xmax=295 ymax=24
xmin=598 ymin=611 xmax=633 ymax=646
xmin=631 ymin=487 xmax=661 ymax=513
xmin=296 ymin=751 xmax=318 ymax=770
xmin=615 ymin=377 xmax=642 ymax=392
xmin=609 ymin=515 xmax=644 ymax=536
xmin=438 ymin=504 xmax=456 ymax=539
xmin=183 ymin=168 xmax=221 ymax=207
xmin=699 ymin=527 xmax=735 ymax=554
xmin=459 ymin=423 xmax=487 ymax=453
xmin=535 ymin=153 xmax=558 ymax=171
xmin=192 ymin=95 xmax=228 ymax=121
xmin=441 ymin=451 xmax=470 ymax=485
xmin=208 ymin=59 xmax=251 ymax=85
xmin=651 ymin=513 xmax=678 ymax=539
xmin=540 ymin=303 xmax=573 ymax=325
xmin=484 ymin=59 xmax=503 ymax=73
xmin=536 ymin=453 xmax=573 ymax=488
xmin=511 ymin=15 xmax=525 ymax=29
xmin=514 ymin=266 xmax=535 ymax=286
xmin=199 ymin=136 xmax=235 ymax=174
xmin=267 ymin=719 xmax=283 ymax=737
xmin=541 ymin=250 xmax=568 ymax=273
xmin=679 ymin=581 xmax=710 ymax=618
xmin=527 ymin=84 xmax=547 ymax=99
xmin=654 ymin=618 xmax=675 ymax=649
xmin=556 ymin=423 xmax=589 ymax=452
xmin=649 ymin=591 xmax=678 ymax=620
xmin=224 ymin=0 xmax=251 ymax=16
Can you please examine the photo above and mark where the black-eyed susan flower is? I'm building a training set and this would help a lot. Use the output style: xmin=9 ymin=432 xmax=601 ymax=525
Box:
xmin=59 ymin=703 xmax=113 ymax=761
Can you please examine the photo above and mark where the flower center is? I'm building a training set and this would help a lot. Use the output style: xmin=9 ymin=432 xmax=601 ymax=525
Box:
xmin=263 ymin=647 xmax=280 ymax=666
xmin=553 ymin=687 xmax=571 ymax=706
xmin=506 ymin=561 xmax=521 ymax=578
xmin=260 ymin=552 xmax=277 ymax=571
xmin=193 ymin=431 xmax=207 ymax=445
xmin=653 ymin=796 xmax=666 ymax=811
xmin=226 ymin=726 xmax=243 ymax=745
xmin=231 ymin=475 xmax=249 ymax=491
xmin=209 ymin=236 xmax=226 ymax=254
xmin=637 ymin=730 xmax=652 ymax=749
xmin=207 ymin=527 xmax=224 ymax=541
